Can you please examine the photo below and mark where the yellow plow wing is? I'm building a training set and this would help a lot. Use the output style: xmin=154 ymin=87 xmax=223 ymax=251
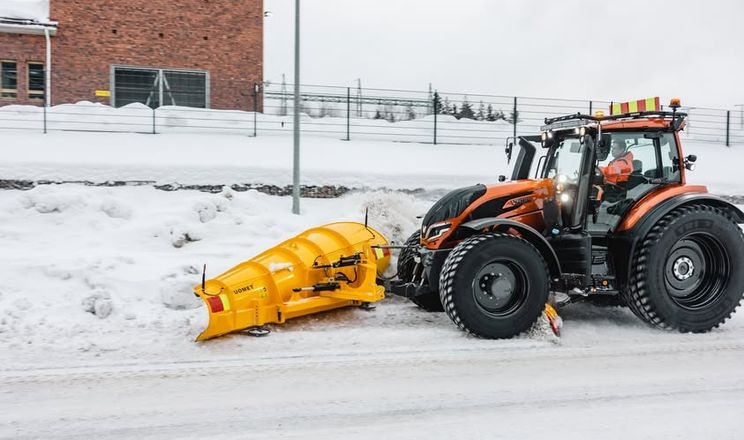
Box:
xmin=194 ymin=221 xmax=390 ymax=341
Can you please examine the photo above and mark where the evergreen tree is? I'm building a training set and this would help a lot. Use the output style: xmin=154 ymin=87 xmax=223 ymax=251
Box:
xmin=451 ymin=104 xmax=458 ymax=118
xmin=506 ymin=109 xmax=521 ymax=125
xmin=433 ymin=92 xmax=444 ymax=115
xmin=476 ymin=101 xmax=486 ymax=121
xmin=486 ymin=104 xmax=495 ymax=121
xmin=442 ymin=97 xmax=451 ymax=115
xmin=374 ymin=109 xmax=384 ymax=120
xmin=458 ymin=96 xmax=475 ymax=120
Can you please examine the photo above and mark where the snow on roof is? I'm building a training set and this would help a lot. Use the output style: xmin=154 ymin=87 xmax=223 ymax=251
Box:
xmin=0 ymin=0 xmax=50 ymax=22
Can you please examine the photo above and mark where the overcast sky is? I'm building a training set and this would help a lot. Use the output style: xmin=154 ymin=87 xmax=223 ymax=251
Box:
xmin=264 ymin=0 xmax=744 ymax=109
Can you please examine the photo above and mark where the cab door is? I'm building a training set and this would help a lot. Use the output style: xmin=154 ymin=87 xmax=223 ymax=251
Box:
xmin=588 ymin=131 xmax=682 ymax=234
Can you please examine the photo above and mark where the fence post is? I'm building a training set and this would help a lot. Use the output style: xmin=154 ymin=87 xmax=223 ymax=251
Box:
xmin=253 ymin=83 xmax=258 ymax=137
xmin=589 ymin=100 xmax=593 ymax=115
xmin=433 ymin=92 xmax=439 ymax=145
xmin=152 ymin=107 xmax=156 ymax=134
xmin=513 ymin=97 xmax=517 ymax=139
xmin=726 ymin=110 xmax=730 ymax=147
xmin=345 ymin=87 xmax=350 ymax=141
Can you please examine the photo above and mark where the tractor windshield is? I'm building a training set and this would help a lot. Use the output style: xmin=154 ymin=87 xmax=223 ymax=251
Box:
xmin=543 ymin=136 xmax=584 ymax=181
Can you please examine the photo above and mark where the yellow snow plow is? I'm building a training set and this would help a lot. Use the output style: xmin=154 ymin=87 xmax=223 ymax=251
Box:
xmin=194 ymin=221 xmax=391 ymax=341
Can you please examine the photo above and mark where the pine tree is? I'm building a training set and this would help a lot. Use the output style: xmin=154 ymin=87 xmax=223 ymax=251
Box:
xmin=433 ymin=92 xmax=444 ymax=115
xmin=506 ymin=109 xmax=520 ymax=125
xmin=486 ymin=104 xmax=495 ymax=121
xmin=451 ymin=104 xmax=458 ymax=118
xmin=458 ymin=96 xmax=475 ymax=120
xmin=476 ymin=101 xmax=486 ymax=121
xmin=443 ymin=97 xmax=451 ymax=115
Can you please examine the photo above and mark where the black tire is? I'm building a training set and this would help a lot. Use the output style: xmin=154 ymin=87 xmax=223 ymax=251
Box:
xmin=624 ymin=204 xmax=744 ymax=332
xmin=397 ymin=231 xmax=444 ymax=312
xmin=439 ymin=233 xmax=550 ymax=338
xmin=397 ymin=231 xmax=421 ymax=282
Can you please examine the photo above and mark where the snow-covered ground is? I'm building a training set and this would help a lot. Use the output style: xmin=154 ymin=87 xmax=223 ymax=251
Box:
xmin=1 ymin=105 xmax=744 ymax=439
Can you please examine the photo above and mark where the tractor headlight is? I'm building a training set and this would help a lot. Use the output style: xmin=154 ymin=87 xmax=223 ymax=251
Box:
xmin=424 ymin=222 xmax=451 ymax=241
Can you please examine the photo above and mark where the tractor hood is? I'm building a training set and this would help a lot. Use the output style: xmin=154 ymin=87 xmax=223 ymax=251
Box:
xmin=421 ymin=179 xmax=555 ymax=246
xmin=422 ymin=184 xmax=487 ymax=228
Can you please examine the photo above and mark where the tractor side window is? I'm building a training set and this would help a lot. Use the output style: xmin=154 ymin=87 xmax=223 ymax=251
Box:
xmin=627 ymin=139 xmax=655 ymax=182
xmin=660 ymin=133 xmax=681 ymax=181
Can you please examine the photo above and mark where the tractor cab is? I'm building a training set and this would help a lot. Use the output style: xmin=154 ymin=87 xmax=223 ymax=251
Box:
xmin=506 ymin=99 xmax=698 ymax=234
xmin=532 ymin=107 xmax=690 ymax=236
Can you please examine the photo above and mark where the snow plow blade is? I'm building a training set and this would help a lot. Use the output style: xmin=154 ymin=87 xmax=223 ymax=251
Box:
xmin=194 ymin=221 xmax=391 ymax=341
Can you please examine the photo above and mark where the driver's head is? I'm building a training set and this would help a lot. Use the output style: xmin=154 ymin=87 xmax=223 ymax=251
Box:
xmin=611 ymin=139 xmax=626 ymax=159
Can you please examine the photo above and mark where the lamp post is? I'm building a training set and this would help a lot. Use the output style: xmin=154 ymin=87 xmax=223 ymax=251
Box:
xmin=291 ymin=0 xmax=301 ymax=214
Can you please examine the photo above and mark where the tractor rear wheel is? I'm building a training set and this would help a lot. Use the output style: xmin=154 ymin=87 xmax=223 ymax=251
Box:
xmin=625 ymin=204 xmax=744 ymax=332
xmin=397 ymin=231 xmax=443 ymax=312
xmin=439 ymin=233 xmax=549 ymax=338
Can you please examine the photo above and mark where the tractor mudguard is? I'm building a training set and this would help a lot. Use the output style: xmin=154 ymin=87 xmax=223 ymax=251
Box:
xmin=193 ymin=222 xmax=390 ymax=341
xmin=459 ymin=218 xmax=561 ymax=279
xmin=610 ymin=193 xmax=744 ymax=290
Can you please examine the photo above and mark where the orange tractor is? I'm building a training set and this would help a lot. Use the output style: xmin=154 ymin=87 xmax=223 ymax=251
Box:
xmin=388 ymin=99 xmax=744 ymax=338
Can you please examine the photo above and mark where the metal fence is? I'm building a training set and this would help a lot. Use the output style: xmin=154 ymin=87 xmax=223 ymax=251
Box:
xmin=0 ymin=82 xmax=742 ymax=147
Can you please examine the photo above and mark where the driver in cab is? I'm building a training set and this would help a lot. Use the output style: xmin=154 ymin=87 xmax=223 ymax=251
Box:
xmin=602 ymin=139 xmax=634 ymax=186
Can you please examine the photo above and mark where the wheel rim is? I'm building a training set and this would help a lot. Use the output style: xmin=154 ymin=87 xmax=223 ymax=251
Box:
xmin=471 ymin=261 xmax=528 ymax=316
xmin=663 ymin=234 xmax=730 ymax=311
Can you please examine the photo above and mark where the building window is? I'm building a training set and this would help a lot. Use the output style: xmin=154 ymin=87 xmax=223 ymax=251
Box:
xmin=1 ymin=61 xmax=17 ymax=98
xmin=28 ymin=62 xmax=45 ymax=100
xmin=112 ymin=66 xmax=208 ymax=109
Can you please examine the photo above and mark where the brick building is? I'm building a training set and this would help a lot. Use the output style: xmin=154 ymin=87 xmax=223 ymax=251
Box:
xmin=0 ymin=0 xmax=263 ymax=110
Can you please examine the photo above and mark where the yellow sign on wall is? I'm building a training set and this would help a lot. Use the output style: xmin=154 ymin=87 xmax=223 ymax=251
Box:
xmin=95 ymin=90 xmax=111 ymax=97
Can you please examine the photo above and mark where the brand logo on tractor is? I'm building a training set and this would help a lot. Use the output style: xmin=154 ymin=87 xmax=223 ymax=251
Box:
xmin=233 ymin=284 xmax=255 ymax=294
xmin=504 ymin=196 xmax=531 ymax=209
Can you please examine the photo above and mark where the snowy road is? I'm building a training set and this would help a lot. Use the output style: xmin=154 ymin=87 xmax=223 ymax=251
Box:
xmin=3 ymin=324 xmax=744 ymax=440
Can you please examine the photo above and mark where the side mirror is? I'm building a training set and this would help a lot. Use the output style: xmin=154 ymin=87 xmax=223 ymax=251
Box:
xmin=498 ymin=175 xmax=506 ymax=182
xmin=596 ymin=139 xmax=610 ymax=162
xmin=595 ymin=133 xmax=612 ymax=161
xmin=506 ymin=142 xmax=513 ymax=164
xmin=685 ymin=155 xmax=697 ymax=171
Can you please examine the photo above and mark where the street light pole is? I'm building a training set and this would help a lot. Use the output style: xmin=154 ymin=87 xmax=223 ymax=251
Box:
xmin=291 ymin=0 xmax=301 ymax=214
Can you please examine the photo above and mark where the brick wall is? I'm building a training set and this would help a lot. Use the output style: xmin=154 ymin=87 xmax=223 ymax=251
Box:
xmin=0 ymin=33 xmax=47 ymax=106
xmin=0 ymin=0 xmax=263 ymax=110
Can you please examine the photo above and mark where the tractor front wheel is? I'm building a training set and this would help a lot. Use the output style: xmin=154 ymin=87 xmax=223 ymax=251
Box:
xmin=625 ymin=204 xmax=744 ymax=332
xmin=398 ymin=231 xmax=443 ymax=312
xmin=439 ymin=233 xmax=549 ymax=338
